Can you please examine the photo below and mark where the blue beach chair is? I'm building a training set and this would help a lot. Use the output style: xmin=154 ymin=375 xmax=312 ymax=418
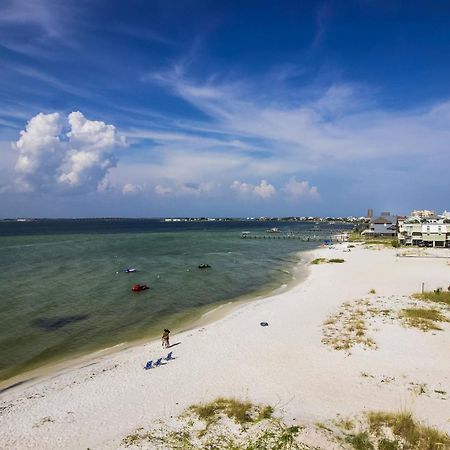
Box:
xmin=154 ymin=357 xmax=163 ymax=367
xmin=165 ymin=351 xmax=173 ymax=361
xmin=144 ymin=360 xmax=153 ymax=370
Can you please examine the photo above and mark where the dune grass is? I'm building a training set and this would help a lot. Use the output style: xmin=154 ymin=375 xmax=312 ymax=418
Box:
xmin=311 ymin=258 xmax=345 ymax=265
xmin=122 ymin=401 xmax=450 ymax=450
xmin=413 ymin=290 xmax=450 ymax=306
xmin=322 ymin=299 xmax=378 ymax=352
xmin=400 ymin=308 xmax=448 ymax=331
xmin=340 ymin=411 xmax=450 ymax=450
xmin=366 ymin=411 xmax=450 ymax=449
xmin=189 ymin=398 xmax=266 ymax=427
xmin=311 ymin=258 xmax=327 ymax=265
xmin=122 ymin=398 xmax=312 ymax=449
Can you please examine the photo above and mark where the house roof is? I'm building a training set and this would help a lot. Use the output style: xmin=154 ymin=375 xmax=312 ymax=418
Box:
xmin=372 ymin=215 xmax=397 ymax=225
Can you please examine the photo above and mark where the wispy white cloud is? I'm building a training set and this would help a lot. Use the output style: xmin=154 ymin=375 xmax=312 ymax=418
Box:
xmin=311 ymin=3 xmax=333 ymax=49
xmin=130 ymin=63 xmax=450 ymax=210
xmin=140 ymin=66 xmax=450 ymax=172
xmin=0 ymin=0 xmax=61 ymax=36
xmin=154 ymin=181 xmax=217 ymax=197
xmin=0 ymin=61 xmax=104 ymax=103
xmin=107 ymin=24 xmax=176 ymax=47
xmin=0 ymin=0 xmax=82 ymax=57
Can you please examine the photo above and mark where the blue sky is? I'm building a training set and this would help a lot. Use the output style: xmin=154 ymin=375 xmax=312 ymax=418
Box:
xmin=1 ymin=0 xmax=449 ymax=218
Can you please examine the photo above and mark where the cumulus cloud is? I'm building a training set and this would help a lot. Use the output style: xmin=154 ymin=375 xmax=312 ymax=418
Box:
xmin=283 ymin=177 xmax=320 ymax=200
xmin=13 ymin=111 xmax=124 ymax=193
xmin=231 ymin=180 xmax=276 ymax=199
xmin=15 ymin=112 xmax=64 ymax=192
xmin=122 ymin=183 xmax=142 ymax=195
xmin=254 ymin=180 xmax=276 ymax=198
xmin=154 ymin=184 xmax=173 ymax=196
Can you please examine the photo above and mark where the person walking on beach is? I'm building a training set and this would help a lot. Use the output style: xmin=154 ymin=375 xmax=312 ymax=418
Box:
xmin=161 ymin=329 xmax=170 ymax=349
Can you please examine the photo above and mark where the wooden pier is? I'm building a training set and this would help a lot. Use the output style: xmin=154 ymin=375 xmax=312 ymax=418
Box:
xmin=240 ymin=231 xmax=349 ymax=242
xmin=241 ymin=234 xmax=333 ymax=241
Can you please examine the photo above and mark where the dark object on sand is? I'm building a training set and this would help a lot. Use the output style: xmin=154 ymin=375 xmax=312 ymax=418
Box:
xmin=132 ymin=284 xmax=149 ymax=292
xmin=162 ymin=329 xmax=170 ymax=348
xmin=260 ymin=321 xmax=269 ymax=327
xmin=198 ymin=263 xmax=211 ymax=269
xmin=32 ymin=314 xmax=89 ymax=331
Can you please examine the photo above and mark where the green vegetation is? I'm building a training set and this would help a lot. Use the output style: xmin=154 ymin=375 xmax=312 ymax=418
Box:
xmin=311 ymin=258 xmax=345 ymax=265
xmin=334 ymin=418 xmax=355 ymax=431
xmin=369 ymin=289 xmax=376 ymax=294
xmin=400 ymin=308 xmax=448 ymax=331
xmin=311 ymin=257 xmax=327 ymax=264
xmin=340 ymin=411 xmax=450 ymax=450
xmin=257 ymin=405 xmax=275 ymax=421
xmin=365 ymin=240 xmax=397 ymax=246
xmin=413 ymin=290 xmax=450 ymax=306
xmin=345 ymin=431 xmax=375 ymax=450
xmin=122 ymin=398 xmax=314 ymax=449
xmin=349 ymin=231 xmax=396 ymax=246
xmin=189 ymin=398 xmax=255 ymax=427
xmin=322 ymin=299 xmax=378 ymax=352
xmin=122 ymin=401 xmax=450 ymax=450
xmin=348 ymin=232 xmax=364 ymax=242
xmin=366 ymin=411 xmax=450 ymax=449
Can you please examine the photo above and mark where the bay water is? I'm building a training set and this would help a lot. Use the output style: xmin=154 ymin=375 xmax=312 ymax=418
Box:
xmin=0 ymin=219 xmax=349 ymax=384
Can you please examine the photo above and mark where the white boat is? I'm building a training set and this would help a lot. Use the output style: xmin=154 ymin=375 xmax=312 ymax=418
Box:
xmin=266 ymin=227 xmax=282 ymax=233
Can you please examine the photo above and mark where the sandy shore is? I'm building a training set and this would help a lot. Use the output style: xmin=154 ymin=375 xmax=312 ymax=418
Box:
xmin=1 ymin=243 xmax=449 ymax=449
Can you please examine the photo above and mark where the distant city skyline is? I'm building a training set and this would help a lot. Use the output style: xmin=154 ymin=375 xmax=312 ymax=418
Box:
xmin=1 ymin=1 xmax=449 ymax=218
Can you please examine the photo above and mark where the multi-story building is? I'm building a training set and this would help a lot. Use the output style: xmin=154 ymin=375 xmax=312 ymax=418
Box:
xmin=411 ymin=209 xmax=436 ymax=218
xmin=362 ymin=215 xmax=397 ymax=237
xmin=421 ymin=223 xmax=448 ymax=247
xmin=398 ymin=213 xmax=450 ymax=247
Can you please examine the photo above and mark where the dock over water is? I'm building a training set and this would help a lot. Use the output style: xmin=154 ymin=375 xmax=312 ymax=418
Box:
xmin=240 ymin=231 xmax=348 ymax=242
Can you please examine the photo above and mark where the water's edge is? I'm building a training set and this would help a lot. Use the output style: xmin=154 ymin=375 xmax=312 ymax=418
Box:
xmin=0 ymin=248 xmax=315 ymax=393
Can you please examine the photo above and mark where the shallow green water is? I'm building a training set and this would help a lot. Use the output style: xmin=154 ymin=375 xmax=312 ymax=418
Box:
xmin=0 ymin=220 xmax=347 ymax=382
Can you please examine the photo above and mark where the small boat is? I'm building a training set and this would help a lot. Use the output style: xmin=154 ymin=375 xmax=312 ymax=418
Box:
xmin=132 ymin=284 xmax=149 ymax=292
xmin=266 ymin=227 xmax=281 ymax=233
xmin=198 ymin=263 xmax=211 ymax=269
xmin=124 ymin=268 xmax=137 ymax=273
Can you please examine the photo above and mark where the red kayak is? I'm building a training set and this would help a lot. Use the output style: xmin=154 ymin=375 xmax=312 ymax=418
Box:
xmin=132 ymin=284 xmax=149 ymax=292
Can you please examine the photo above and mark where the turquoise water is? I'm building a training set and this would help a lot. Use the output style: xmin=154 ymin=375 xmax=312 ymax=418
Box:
xmin=0 ymin=220 xmax=348 ymax=383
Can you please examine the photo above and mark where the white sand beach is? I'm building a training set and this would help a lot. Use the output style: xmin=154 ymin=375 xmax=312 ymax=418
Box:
xmin=1 ymin=243 xmax=450 ymax=449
